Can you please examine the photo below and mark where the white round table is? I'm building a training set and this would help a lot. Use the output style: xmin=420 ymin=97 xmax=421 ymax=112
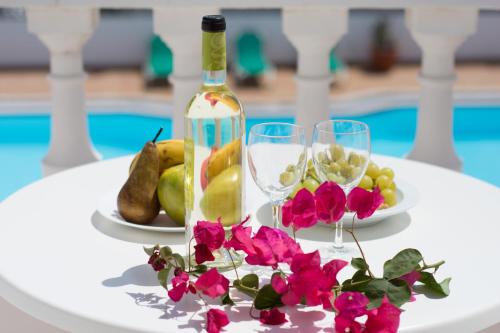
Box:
xmin=1 ymin=155 xmax=499 ymax=333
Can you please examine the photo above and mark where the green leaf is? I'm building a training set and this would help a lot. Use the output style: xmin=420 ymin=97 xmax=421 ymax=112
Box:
xmin=159 ymin=246 xmax=173 ymax=259
xmin=386 ymin=279 xmax=411 ymax=307
xmin=157 ymin=266 xmax=172 ymax=289
xmin=254 ymin=284 xmax=283 ymax=310
xmin=192 ymin=264 xmax=208 ymax=273
xmin=143 ymin=245 xmax=159 ymax=256
xmin=172 ymin=253 xmax=185 ymax=271
xmin=383 ymin=248 xmax=423 ymax=280
xmin=341 ymin=272 xmax=371 ymax=292
xmin=415 ymin=272 xmax=451 ymax=297
xmin=351 ymin=257 xmax=369 ymax=271
xmin=364 ymin=279 xmax=388 ymax=309
xmin=233 ymin=280 xmax=258 ymax=298
xmin=241 ymin=274 xmax=259 ymax=290
xmin=222 ymin=292 xmax=235 ymax=305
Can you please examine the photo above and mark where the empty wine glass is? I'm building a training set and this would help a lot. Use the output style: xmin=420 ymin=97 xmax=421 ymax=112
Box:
xmin=248 ymin=123 xmax=307 ymax=228
xmin=312 ymin=120 xmax=370 ymax=252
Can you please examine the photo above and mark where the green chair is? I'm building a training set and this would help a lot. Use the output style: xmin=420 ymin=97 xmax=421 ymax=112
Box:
xmin=144 ymin=35 xmax=173 ymax=85
xmin=235 ymin=32 xmax=270 ymax=81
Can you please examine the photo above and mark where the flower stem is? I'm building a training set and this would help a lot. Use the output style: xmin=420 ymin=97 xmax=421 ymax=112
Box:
xmin=188 ymin=236 xmax=194 ymax=272
xmin=292 ymin=227 xmax=296 ymax=241
xmin=344 ymin=214 xmax=374 ymax=278
xmin=419 ymin=260 xmax=445 ymax=272
xmin=227 ymin=250 xmax=240 ymax=281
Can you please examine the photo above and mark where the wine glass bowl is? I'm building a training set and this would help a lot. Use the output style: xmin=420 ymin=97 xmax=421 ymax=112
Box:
xmin=312 ymin=120 xmax=371 ymax=251
xmin=248 ymin=123 xmax=307 ymax=228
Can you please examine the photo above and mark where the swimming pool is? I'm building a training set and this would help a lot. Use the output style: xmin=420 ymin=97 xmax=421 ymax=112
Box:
xmin=1 ymin=105 xmax=499 ymax=200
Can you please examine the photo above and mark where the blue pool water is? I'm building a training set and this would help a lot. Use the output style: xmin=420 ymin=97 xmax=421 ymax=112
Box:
xmin=0 ymin=106 xmax=499 ymax=200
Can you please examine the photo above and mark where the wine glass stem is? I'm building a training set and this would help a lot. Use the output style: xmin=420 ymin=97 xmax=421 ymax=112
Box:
xmin=271 ymin=203 xmax=281 ymax=229
xmin=333 ymin=219 xmax=344 ymax=249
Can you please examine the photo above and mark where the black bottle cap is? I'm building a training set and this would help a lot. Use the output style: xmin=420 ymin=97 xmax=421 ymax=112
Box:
xmin=202 ymin=15 xmax=226 ymax=32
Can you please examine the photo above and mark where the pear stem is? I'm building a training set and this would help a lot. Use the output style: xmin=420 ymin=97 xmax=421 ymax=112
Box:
xmin=152 ymin=127 xmax=163 ymax=143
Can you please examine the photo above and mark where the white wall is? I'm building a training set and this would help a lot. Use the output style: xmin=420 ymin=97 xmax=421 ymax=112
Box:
xmin=0 ymin=9 xmax=499 ymax=68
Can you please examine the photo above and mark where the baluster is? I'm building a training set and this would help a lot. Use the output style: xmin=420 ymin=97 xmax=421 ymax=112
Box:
xmin=406 ymin=7 xmax=478 ymax=170
xmin=283 ymin=7 xmax=348 ymax=140
xmin=26 ymin=7 xmax=100 ymax=176
xmin=154 ymin=7 xmax=218 ymax=139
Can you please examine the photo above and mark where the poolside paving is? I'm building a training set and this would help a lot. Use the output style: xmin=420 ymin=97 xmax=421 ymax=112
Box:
xmin=1 ymin=64 xmax=499 ymax=104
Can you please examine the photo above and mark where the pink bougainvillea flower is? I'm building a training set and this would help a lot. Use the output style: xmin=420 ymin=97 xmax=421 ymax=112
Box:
xmin=281 ymin=251 xmax=336 ymax=309
xmin=334 ymin=315 xmax=363 ymax=333
xmin=148 ymin=251 xmax=166 ymax=272
xmin=224 ymin=216 xmax=254 ymax=253
xmin=194 ymin=243 xmax=215 ymax=264
xmin=347 ymin=187 xmax=384 ymax=219
xmin=315 ymin=181 xmax=347 ymax=224
xmin=194 ymin=219 xmax=225 ymax=251
xmin=400 ymin=270 xmax=421 ymax=302
xmin=282 ymin=188 xmax=318 ymax=230
xmin=245 ymin=226 xmax=302 ymax=268
xmin=322 ymin=259 xmax=349 ymax=287
xmin=206 ymin=308 xmax=229 ymax=333
xmin=195 ymin=268 xmax=230 ymax=298
xmin=365 ymin=298 xmax=401 ymax=333
xmin=271 ymin=274 xmax=288 ymax=294
xmin=334 ymin=291 xmax=369 ymax=319
xmin=167 ymin=270 xmax=195 ymax=302
xmin=259 ymin=308 xmax=288 ymax=325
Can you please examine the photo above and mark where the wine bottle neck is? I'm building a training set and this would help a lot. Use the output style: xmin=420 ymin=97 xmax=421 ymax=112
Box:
xmin=202 ymin=31 xmax=227 ymax=85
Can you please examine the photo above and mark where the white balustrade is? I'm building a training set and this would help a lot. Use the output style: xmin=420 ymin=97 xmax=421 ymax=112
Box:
xmin=406 ymin=7 xmax=478 ymax=171
xmin=153 ymin=6 xmax=219 ymax=139
xmin=2 ymin=3 xmax=496 ymax=174
xmin=26 ymin=6 xmax=101 ymax=176
xmin=283 ymin=6 xmax=348 ymax=141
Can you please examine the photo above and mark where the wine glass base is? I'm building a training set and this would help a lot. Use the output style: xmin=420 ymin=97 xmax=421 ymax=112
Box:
xmin=318 ymin=244 xmax=359 ymax=262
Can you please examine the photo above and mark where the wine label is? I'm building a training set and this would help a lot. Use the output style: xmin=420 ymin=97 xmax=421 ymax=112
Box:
xmin=202 ymin=31 xmax=226 ymax=71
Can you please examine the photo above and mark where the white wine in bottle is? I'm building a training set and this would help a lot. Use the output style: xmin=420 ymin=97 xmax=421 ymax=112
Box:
xmin=184 ymin=15 xmax=245 ymax=270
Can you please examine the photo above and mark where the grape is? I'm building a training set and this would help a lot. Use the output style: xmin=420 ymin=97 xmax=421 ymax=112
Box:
xmin=359 ymin=175 xmax=373 ymax=190
xmin=279 ymin=171 xmax=296 ymax=187
xmin=380 ymin=167 xmax=395 ymax=180
xmin=351 ymin=166 xmax=362 ymax=180
xmin=328 ymin=162 xmax=341 ymax=174
xmin=389 ymin=181 xmax=396 ymax=191
xmin=348 ymin=152 xmax=362 ymax=167
xmin=381 ymin=188 xmax=397 ymax=207
xmin=317 ymin=151 xmax=329 ymax=164
xmin=329 ymin=144 xmax=345 ymax=162
xmin=303 ymin=178 xmax=320 ymax=193
xmin=366 ymin=162 xmax=381 ymax=179
xmin=327 ymin=173 xmax=346 ymax=185
xmin=340 ymin=163 xmax=353 ymax=178
xmin=289 ymin=182 xmax=304 ymax=198
xmin=375 ymin=175 xmax=393 ymax=190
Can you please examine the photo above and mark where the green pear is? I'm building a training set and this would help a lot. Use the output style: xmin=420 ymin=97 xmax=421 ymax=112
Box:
xmin=157 ymin=164 xmax=185 ymax=226
xmin=200 ymin=165 xmax=242 ymax=227
xmin=117 ymin=141 xmax=160 ymax=224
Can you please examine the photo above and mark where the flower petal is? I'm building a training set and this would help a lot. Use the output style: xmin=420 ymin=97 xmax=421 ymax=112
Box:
xmin=259 ymin=308 xmax=288 ymax=325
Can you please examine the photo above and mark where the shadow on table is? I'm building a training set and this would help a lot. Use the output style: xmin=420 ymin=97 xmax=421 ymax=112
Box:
xmin=125 ymin=291 xmax=331 ymax=332
xmin=256 ymin=202 xmax=411 ymax=243
xmin=91 ymin=211 xmax=184 ymax=245
xmin=102 ymin=264 xmax=159 ymax=287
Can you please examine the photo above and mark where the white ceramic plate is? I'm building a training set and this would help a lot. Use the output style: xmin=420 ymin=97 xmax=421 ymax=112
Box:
xmin=321 ymin=178 xmax=419 ymax=228
xmin=97 ymin=189 xmax=184 ymax=233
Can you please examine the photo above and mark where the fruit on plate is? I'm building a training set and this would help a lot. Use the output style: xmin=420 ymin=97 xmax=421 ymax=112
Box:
xmin=206 ymin=138 xmax=241 ymax=184
xmin=118 ymin=138 xmax=161 ymax=224
xmin=200 ymin=165 xmax=241 ymax=227
xmin=288 ymin=155 xmax=398 ymax=209
xmin=130 ymin=139 xmax=184 ymax=175
xmin=157 ymin=164 xmax=185 ymax=226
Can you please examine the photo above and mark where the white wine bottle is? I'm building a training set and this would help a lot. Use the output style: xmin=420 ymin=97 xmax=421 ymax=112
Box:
xmin=184 ymin=15 xmax=245 ymax=269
